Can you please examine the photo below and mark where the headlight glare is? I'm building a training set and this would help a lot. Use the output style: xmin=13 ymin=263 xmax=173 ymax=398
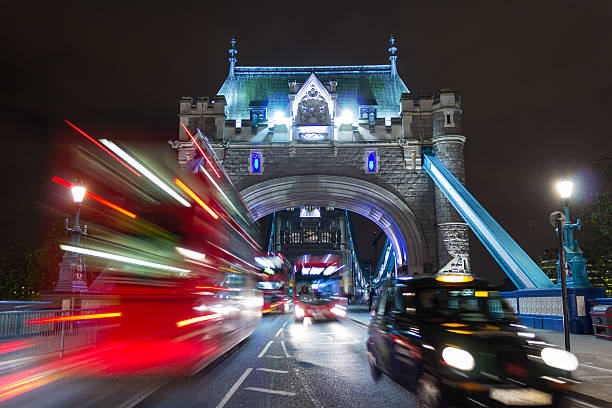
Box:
xmin=442 ymin=346 xmax=475 ymax=371
xmin=295 ymin=304 xmax=305 ymax=318
xmin=541 ymin=347 xmax=579 ymax=371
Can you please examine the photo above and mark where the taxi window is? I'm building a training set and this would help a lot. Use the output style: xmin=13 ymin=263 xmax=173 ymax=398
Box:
xmin=384 ymin=286 xmax=396 ymax=314
xmin=376 ymin=287 xmax=387 ymax=315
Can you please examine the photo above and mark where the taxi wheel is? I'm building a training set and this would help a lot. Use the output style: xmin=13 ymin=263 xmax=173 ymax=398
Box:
xmin=416 ymin=372 xmax=444 ymax=408
xmin=367 ymin=350 xmax=382 ymax=381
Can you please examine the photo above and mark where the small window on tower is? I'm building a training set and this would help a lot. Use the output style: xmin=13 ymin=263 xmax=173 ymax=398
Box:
xmin=446 ymin=114 xmax=451 ymax=125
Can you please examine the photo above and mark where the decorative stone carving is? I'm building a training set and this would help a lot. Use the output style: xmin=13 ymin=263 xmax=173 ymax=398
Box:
xmin=296 ymin=87 xmax=331 ymax=125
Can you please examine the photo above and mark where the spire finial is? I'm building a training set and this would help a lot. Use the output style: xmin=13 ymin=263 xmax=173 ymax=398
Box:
xmin=388 ymin=34 xmax=398 ymax=77
xmin=228 ymin=37 xmax=237 ymax=78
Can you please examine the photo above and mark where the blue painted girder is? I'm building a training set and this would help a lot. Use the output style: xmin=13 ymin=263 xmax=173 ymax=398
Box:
xmin=422 ymin=153 xmax=554 ymax=289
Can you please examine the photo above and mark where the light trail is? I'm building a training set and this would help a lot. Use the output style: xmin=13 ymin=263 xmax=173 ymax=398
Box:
xmin=26 ymin=312 xmax=121 ymax=325
xmin=174 ymin=178 xmax=219 ymax=219
xmin=52 ymin=176 xmax=137 ymax=219
xmin=60 ymin=245 xmax=190 ymax=273
xmin=99 ymin=139 xmax=191 ymax=207
xmin=176 ymin=313 xmax=222 ymax=327
xmin=180 ymin=122 xmax=221 ymax=178
xmin=64 ymin=120 xmax=142 ymax=177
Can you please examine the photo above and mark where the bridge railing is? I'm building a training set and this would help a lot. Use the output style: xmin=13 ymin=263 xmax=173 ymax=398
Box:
xmin=0 ymin=309 xmax=102 ymax=362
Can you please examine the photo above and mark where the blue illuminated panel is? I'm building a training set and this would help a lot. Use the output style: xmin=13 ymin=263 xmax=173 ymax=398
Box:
xmin=367 ymin=151 xmax=376 ymax=172
xmin=251 ymin=152 xmax=261 ymax=173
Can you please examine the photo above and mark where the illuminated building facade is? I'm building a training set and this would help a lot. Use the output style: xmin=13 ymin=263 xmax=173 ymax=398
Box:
xmin=173 ymin=36 xmax=470 ymax=282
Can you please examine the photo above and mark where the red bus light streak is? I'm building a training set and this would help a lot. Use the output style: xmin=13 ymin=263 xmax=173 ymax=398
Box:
xmin=173 ymin=178 xmax=219 ymax=219
xmin=52 ymin=177 xmax=137 ymax=219
xmin=64 ymin=120 xmax=142 ymax=178
xmin=180 ymin=122 xmax=221 ymax=178
xmin=195 ymin=286 xmax=232 ymax=291
xmin=26 ymin=312 xmax=121 ymax=325
xmin=176 ymin=313 xmax=221 ymax=327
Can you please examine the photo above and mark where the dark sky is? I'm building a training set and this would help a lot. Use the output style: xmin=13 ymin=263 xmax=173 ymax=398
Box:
xmin=1 ymin=1 xmax=610 ymax=284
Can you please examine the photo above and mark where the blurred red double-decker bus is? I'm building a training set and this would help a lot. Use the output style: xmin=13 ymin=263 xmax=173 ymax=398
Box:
xmin=292 ymin=255 xmax=348 ymax=322
xmin=45 ymin=127 xmax=264 ymax=376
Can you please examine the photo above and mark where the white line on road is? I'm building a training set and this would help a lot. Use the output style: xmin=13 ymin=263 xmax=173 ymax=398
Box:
xmin=244 ymin=387 xmax=296 ymax=396
xmin=263 ymin=355 xmax=284 ymax=358
xmin=215 ymin=367 xmax=253 ymax=408
xmin=256 ymin=368 xmax=288 ymax=373
xmin=281 ymin=320 xmax=288 ymax=328
xmin=581 ymin=363 xmax=612 ymax=373
xmin=258 ymin=340 xmax=273 ymax=358
xmin=281 ymin=340 xmax=290 ymax=357
xmin=275 ymin=327 xmax=283 ymax=337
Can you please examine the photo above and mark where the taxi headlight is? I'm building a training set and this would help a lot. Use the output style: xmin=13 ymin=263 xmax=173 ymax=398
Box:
xmin=295 ymin=304 xmax=305 ymax=318
xmin=541 ymin=347 xmax=579 ymax=371
xmin=442 ymin=346 xmax=475 ymax=371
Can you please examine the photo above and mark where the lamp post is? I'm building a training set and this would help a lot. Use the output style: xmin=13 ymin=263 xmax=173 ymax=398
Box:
xmin=55 ymin=179 xmax=88 ymax=292
xmin=556 ymin=180 xmax=572 ymax=351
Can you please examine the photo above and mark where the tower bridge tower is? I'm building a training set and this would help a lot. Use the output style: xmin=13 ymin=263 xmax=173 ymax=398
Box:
xmin=173 ymin=36 xmax=469 ymax=277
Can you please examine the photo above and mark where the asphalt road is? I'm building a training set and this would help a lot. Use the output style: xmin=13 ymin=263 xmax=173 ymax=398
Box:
xmin=2 ymin=314 xmax=604 ymax=408
xmin=136 ymin=314 xmax=418 ymax=408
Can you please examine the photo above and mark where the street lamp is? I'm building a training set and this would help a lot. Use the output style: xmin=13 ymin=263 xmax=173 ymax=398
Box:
xmin=55 ymin=178 xmax=88 ymax=292
xmin=555 ymin=179 xmax=572 ymax=351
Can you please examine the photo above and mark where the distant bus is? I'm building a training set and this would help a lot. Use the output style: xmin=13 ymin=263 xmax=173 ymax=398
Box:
xmin=256 ymin=253 xmax=291 ymax=314
xmin=292 ymin=255 xmax=348 ymax=322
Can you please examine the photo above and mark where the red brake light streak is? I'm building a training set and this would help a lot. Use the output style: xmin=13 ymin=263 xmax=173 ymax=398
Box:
xmin=26 ymin=312 xmax=122 ymax=325
xmin=64 ymin=120 xmax=142 ymax=178
xmin=195 ymin=286 xmax=231 ymax=291
xmin=180 ymin=122 xmax=221 ymax=178
xmin=52 ymin=177 xmax=137 ymax=219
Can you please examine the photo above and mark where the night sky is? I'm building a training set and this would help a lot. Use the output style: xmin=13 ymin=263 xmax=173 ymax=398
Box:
xmin=1 ymin=1 xmax=610 ymax=284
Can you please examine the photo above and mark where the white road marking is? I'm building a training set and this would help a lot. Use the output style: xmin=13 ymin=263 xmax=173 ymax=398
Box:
xmin=215 ymin=367 xmax=253 ymax=408
xmin=258 ymin=340 xmax=273 ymax=358
xmin=256 ymin=368 xmax=288 ymax=373
xmin=281 ymin=340 xmax=290 ymax=357
xmin=281 ymin=320 xmax=288 ymax=328
xmin=294 ymin=366 xmax=323 ymax=408
xmin=581 ymin=363 xmax=612 ymax=373
xmin=244 ymin=387 xmax=296 ymax=396
xmin=275 ymin=327 xmax=283 ymax=337
xmin=263 ymin=355 xmax=284 ymax=358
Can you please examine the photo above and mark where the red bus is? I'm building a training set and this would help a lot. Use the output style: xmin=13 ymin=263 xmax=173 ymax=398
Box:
xmin=293 ymin=254 xmax=348 ymax=322
xmin=256 ymin=253 xmax=291 ymax=314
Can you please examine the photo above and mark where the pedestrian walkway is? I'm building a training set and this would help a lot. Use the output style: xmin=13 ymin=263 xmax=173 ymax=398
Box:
xmin=346 ymin=308 xmax=612 ymax=407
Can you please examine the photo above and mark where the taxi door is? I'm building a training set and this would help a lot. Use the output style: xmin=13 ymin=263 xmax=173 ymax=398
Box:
xmin=370 ymin=284 xmax=394 ymax=375
xmin=387 ymin=288 xmax=421 ymax=386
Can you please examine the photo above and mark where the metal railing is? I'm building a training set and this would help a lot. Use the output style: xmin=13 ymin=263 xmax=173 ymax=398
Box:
xmin=0 ymin=309 xmax=102 ymax=362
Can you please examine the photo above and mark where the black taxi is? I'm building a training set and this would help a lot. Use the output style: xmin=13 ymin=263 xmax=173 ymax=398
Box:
xmin=366 ymin=274 xmax=579 ymax=408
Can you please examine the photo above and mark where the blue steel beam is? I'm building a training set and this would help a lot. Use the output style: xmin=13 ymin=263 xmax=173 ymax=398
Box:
xmin=422 ymin=152 xmax=554 ymax=289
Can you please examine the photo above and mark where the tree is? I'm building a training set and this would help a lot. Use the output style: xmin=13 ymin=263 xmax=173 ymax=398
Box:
xmin=576 ymin=158 xmax=612 ymax=295
xmin=0 ymin=220 xmax=64 ymax=300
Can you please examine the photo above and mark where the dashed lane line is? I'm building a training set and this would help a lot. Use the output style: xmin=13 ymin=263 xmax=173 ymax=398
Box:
xmin=281 ymin=340 xmax=290 ymax=357
xmin=281 ymin=320 xmax=288 ymax=328
xmin=275 ymin=327 xmax=283 ymax=337
xmin=244 ymin=387 xmax=296 ymax=396
xmin=256 ymin=368 xmax=288 ymax=374
xmin=215 ymin=367 xmax=253 ymax=408
xmin=258 ymin=341 xmax=274 ymax=358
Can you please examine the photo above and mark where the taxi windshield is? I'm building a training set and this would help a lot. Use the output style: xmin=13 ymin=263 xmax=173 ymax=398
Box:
xmin=407 ymin=287 xmax=516 ymax=322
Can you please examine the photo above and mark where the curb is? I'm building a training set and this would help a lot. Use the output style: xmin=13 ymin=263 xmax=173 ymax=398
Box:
xmin=347 ymin=315 xmax=369 ymax=327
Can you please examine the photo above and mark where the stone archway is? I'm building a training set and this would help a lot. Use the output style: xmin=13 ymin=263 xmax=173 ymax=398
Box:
xmin=240 ymin=174 xmax=429 ymax=275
